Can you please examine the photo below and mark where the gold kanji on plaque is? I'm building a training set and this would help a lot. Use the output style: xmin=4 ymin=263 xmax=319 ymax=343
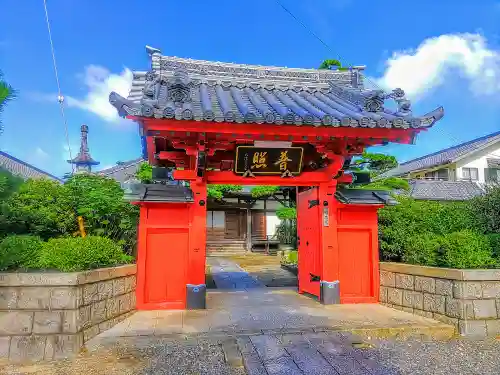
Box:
xmin=275 ymin=150 xmax=292 ymax=171
xmin=251 ymin=152 xmax=268 ymax=169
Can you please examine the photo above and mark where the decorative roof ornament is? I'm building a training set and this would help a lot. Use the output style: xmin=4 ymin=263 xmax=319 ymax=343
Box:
xmin=67 ymin=124 xmax=100 ymax=174
xmin=108 ymin=46 xmax=444 ymax=129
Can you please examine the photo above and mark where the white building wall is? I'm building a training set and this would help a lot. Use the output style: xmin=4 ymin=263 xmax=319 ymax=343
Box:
xmin=266 ymin=212 xmax=281 ymax=237
xmin=456 ymin=142 xmax=500 ymax=183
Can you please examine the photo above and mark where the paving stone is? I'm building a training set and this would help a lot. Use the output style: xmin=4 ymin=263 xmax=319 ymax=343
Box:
xmin=395 ymin=274 xmax=414 ymax=290
xmin=453 ymin=281 xmax=482 ymax=299
xmin=9 ymin=335 xmax=47 ymax=362
xmin=415 ymin=276 xmax=435 ymax=293
xmin=486 ymin=320 xmax=500 ymax=336
xmin=236 ymin=336 xmax=255 ymax=354
xmin=281 ymin=334 xmax=337 ymax=375
xmin=0 ymin=336 xmax=10 ymax=358
xmin=222 ymin=338 xmax=243 ymax=367
xmin=249 ymin=334 xmax=286 ymax=361
xmin=0 ymin=311 xmax=33 ymax=335
xmin=380 ymin=271 xmax=395 ymax=287
xmin=423 ymin=293 xmax=446 ymax=314
xmin=445 ymin=298 xmax=474 ymax=319
xmin=402 ymin=290 xmax=423 ymax=310
xmin=317 ymin=349 xmax=369 ymax=375
xmin=473 ymin=299 xmax=497 ymax=319
xmin=481 ymin=282 xmax=500 ymax=299
xmin=458 ymin=320 xmax=487 ymax=338
xmin=33 ymin=311 xmax=63 ymax=334
xmin=264 ymin=355 xmax=303 ymax=375
xmin=435 ymin=279 xmax=453 ymax=296
xmin=242 ymin=352 xmax=268 ymax=375
xmin=387 ymin=287 xmax=403 ymax=305
xmin=0 ymin=287 xmax=18 ymax=309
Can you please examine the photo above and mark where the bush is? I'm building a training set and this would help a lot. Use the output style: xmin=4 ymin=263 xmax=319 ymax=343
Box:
xmin=379 ymin=196 xmax=482 ymax=262
xmin=438 ymin=230 xmax=496 ymax=269
xmin=38 ymin=236 xmax=133 ymax=272
xmin=401 ymin=233 xmax=441 ymax=266
xmin=0 ymin=235 xmax=43 ymax=271
xmin=468 ymin=186 xmax=500 ymax=234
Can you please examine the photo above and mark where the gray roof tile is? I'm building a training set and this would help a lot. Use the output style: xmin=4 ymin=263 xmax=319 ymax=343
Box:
xmin=0 ymin=151 xmax=63 ymax=182
xmin=97 ymin=158 xmax=144 ymax=183
xmin=379 ymin=131 xmax=500 ymax=178
xmin=109 ymin=46 xmax=444 ymax=129
xmin=408 ymin=180 xmax=484 ymax=201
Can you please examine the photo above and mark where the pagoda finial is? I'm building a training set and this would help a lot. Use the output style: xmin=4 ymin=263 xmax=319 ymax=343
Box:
xmin=67 ymin=124 xmax=100 ymax=174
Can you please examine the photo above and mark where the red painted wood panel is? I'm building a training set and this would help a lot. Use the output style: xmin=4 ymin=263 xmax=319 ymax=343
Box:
xmin=337 ymin=228 xmax=372 ymax=299
xmin=144 ymin=229 xmax=188 ymax=306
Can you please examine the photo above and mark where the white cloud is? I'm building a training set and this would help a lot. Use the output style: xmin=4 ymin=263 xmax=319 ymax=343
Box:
xmin=66 ymin=65 xmax=133 ymax=123
xmin=377 ymin=33 xmax=500 ymax=99
xmin=34 ymin=147 xmax=49 ymax=160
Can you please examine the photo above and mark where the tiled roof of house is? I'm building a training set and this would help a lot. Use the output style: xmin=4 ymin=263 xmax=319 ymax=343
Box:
xmin=408 ymin=180 xmax=484 ymax=201
xmin=0 ymin=151 xmax=63 ymax=182
xmin=97 ymin=158 xmax=144 ymax=183
xmin=379 ymin=130 xmax=500 ymax=178
xmin=109 ymin=46 xmax=443 ymax=129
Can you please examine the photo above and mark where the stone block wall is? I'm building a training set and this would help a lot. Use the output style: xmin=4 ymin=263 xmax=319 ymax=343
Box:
xmin=0 ymin=264 xmax=136 ymax=362
xmin=380 ymin=262 xmax=500 ymax=338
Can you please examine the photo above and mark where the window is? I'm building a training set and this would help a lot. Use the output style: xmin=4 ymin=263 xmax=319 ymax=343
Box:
xmin=485 ymin=168 xmax=500 ymax=183
xmin=424 ymin=168 xmax=449 ymax=180
xmin=206 ymin=211 xmax=225 ymax=229
xmin=462 ymin=167 xmax=479 ymax=181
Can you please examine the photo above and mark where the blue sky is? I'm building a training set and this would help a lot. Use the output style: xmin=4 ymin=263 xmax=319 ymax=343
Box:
xmin=1 ymin=0 xmax=500 ymax=178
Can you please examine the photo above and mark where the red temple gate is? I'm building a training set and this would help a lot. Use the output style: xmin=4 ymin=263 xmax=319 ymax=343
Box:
xmin=110 ymin=46 xmax=443 ymax=309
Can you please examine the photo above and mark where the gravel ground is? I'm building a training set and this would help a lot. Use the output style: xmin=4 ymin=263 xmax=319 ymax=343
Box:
xmin=360 ymin=337 xmax=500 ymax=375
xmin=2 ymin=335 xmax=500 ymax=375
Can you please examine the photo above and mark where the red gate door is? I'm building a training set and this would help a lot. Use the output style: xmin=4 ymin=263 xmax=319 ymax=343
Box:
xmin=297 ymin=188 xmax=321 ymax=298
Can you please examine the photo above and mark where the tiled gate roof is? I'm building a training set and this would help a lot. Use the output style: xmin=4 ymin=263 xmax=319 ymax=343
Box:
xmin=109 ymin=46 xmax=444 ymax=129
xmin=0 ymin=151 xmax=62 ymax=182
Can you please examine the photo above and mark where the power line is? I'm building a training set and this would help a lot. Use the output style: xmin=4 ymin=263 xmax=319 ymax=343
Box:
xmin=273 ymin=0 xmax=382 ymax=90
xmin=42 ymin=0 xmax=74 ymax=173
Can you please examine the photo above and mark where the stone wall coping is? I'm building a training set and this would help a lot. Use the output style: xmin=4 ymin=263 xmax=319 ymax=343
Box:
xmin=380 ymin=262 xmax=500 ymax=281
xmin=0 ymin=264 xmax=136 ymax=287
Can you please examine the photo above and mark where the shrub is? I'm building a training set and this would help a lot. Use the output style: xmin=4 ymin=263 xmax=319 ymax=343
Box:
xmin=468 ymin=186 xmax=500 ymax=234
xmin=438 ymin=230 xmax=496 ymax=269
xmin=401 ymin=233 xmax=441 ymax=266
xmin=38 ymin=236 xmax=133 ymax=272
xmin=0 ymin=235 xmax=43 ymax=271
xmin=378 ymin=196 xmax=482 ymax=262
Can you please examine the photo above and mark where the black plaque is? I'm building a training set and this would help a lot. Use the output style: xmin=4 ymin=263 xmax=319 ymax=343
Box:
xmin=234 ymin=146 xmax=304 ymax=175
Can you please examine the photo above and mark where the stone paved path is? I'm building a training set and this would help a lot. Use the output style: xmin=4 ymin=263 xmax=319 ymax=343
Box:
xmin=237 ymin=331 xmax=397 ymax=375
xmin=207 ymin=257 xmax=264 ymax=289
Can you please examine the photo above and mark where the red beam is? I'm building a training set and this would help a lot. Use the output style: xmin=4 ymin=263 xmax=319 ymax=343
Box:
xmin=204 ymin=170 xmax=334 ymax=186
xmin=137 ymin=118 xmax=417 ymax=143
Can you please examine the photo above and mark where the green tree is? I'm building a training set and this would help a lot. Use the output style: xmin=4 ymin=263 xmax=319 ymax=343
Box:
xmin=207 ymin=185 xmax=242 ymax=200
xmin=0 ymin=168 xmax=23 ymax=200
xmin=319 ymin=59 xmax=349 ymax=71
xmin=250 ymin=186 xmax=280 ymax=198
xmin=136 ymin=162 xmax=153 ymax=183
xmin=352 ymin=152 xmax=398 ymax=176
xmin=62 ymin=174 xmax=139 ymax=253
xmin=0 ymin=70 xmax=15 ymax=133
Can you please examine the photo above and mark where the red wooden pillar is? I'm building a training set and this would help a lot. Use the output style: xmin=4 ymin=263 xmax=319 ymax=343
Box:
xmin=188 ymin=182 xmax=207 ymax=286
xmin=318 ymin=181 xmax=339 ymax=285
